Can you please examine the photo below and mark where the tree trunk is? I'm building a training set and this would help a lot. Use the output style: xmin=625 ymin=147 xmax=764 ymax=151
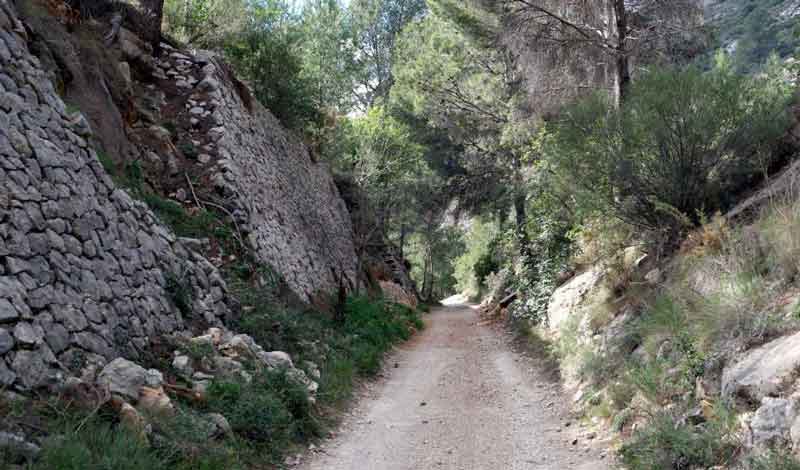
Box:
xmin=399 ymin=224 xmax=406 ymax=259
xmin=512 ymin=156 xmax=530 ymax=257
xmin=142 ymin=0 xmax=165 ymax=56
xmin=613 ymin=0 xmax=630 ymax=104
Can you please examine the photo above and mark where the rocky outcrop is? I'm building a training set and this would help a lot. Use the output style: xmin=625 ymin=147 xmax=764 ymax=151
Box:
xmin=0 ymin=0 xmax=230 ymax=391
xmin=722 ymin=331 xmax=800 ymax=403
xmin=547 ymin=266 xmax=607 ymax=332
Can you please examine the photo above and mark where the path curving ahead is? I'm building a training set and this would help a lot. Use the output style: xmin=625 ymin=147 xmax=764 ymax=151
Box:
xmin=299 ymin=303 xmax=611 ymax=470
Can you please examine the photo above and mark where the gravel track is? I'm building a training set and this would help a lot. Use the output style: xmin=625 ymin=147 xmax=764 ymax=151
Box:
xmin=299 ymin=303 xmax=611 ymax=470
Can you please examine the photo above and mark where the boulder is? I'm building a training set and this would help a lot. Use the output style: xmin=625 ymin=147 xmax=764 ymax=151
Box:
xmin=749 ymin=397 xmax=797 ymax=447
xmin=172 ymin=354 xmax=193 ymax=378
xmin=303 ymin=360 xmax=321 ymax=380
xmin=547 ymin=266 xmax=606 ymax=333
xmin=207 ymin=412 xmax=232 ymax=438
xmin=287 ymin=368 xmax=318 ymax=396
xmin=97 ymin=358 xmax=162 ymax=402
xmin=0 ymin=431 xmax=41 ymax=462
xmin=262 ymin=351 xmax=293 ymax=369
xmin=219 ymin=334 xmax=259 ymax=359
xmin=722 ymin=331 xmax=800 ymax=402
xmin=138 ymin=386 xmax=174 ymax=415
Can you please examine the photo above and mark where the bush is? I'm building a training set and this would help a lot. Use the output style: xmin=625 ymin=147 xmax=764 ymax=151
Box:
xmin=206 ymin=375 xmax=294 ymax=451
xmin=316 ymin=354 xmax=356 ymax=405
xmin=545 ymin=54 xmax=792 ymax=242
xmin=166 ymin=272 xmax=193 ymax=317
xmin=509 ymin=213 xmax=573 ymax=327
xmin=473 ymin=246 xmax=500 ymax=286
xmin=619 ymin=408 xmax=738 ymax=470
xmin=749 ymin=450 xmax=800 ymax=470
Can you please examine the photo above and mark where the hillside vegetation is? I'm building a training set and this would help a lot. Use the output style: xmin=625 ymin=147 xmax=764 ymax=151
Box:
xmin=5 ymin=0 xmax=800 ymax=468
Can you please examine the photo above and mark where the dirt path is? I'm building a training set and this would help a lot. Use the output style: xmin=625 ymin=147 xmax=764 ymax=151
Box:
xmin=299 ymin=303 xmax=611 ymax=470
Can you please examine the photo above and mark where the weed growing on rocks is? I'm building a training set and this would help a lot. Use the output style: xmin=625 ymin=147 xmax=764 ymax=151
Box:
xmin=619 ymin=405 xmax=739 ymax=470
xmin=749 ymin=450 xmax=800 ymax=470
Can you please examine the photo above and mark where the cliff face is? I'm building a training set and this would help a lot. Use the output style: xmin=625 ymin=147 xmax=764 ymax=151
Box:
xmin=0 ymin=0 xmax=231 ymax=390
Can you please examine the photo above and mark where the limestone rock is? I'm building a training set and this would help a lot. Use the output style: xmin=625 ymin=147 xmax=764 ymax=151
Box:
xmin=722 ymin=331 xmax=800 ymax=402
xmin=97 ymin=358 xmax=161 ymax=402
xmin=547 ymin=266 xmax=607 ymax=333
xmin=749 ymin=397 xmax=797 ymax=447
xmin=0 ymin=431 xmax=41 ymax=462
xmin=0 ymin=328 xmax=14 ymax=354
xmin=263 ymin=350 xmax=293 ymax=369
xmin=0 ymin=360 xmax=16 ymax=386
xmin=11 ymin=350 xmax=50 ymax=389
xmin=13 ymin=322 xmax=43 ymax=346
xmin=0 ymin=298 xmax=19 ymax=323
xmin=172 ymin=354 xmax=193 ymax=378
xmin=119 ymin=402 xmax=149 ymax=441
xmin=288 ymin=368 xmax=318 ymax=396
xmin=207 ymin=412 xmax=232 ymax=438
xmin=138 ymin=386 xmax=174 ymax=415
xmin=303 ymin=360 xmax=321 ymax=380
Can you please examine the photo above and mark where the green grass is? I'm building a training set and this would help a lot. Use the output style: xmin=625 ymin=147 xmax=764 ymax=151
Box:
xmin=35 ymin=422 xmax=165 ymax=470
xmin=205 ymin=377 xmax=295 ymax=459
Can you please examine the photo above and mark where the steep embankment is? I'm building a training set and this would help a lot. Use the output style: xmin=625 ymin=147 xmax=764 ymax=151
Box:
xmin=535 ymin=163 xmax=800 ymax=466
xmin=0 ymin=0 xmax=232 ymax=390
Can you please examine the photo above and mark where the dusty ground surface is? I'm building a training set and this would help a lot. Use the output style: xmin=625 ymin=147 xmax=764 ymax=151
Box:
xmin=298 ymin=303 xmax=612 ymax=470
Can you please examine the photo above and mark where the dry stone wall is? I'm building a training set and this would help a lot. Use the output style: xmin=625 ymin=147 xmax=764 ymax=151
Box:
xmin=0 ymin=0 xmax=230 ymax=391
xmin=185 ymin=55 xmax=359 ymax=303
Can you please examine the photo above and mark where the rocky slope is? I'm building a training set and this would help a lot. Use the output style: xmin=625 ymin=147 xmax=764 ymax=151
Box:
xmin=539 ymin=169 xmax=800 ymax=464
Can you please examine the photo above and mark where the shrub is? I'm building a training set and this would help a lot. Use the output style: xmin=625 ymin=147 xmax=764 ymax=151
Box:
xmin=619 ymin=407 xmax=738 ymax=470
xmin=147 ymin=406 xmax=243 ymax=469
xmin=316 ymin=354 xmax=356 ymax=405
xmin=749 ymin=450 xmax=800 ymax=470
xmin=141 ymin=194 xmax=222 ymax=239
xmin=473 ymin=246 xmax=500 ymax=287
xmin=509 ymin=213 xmax=573 ymax=327
xmin=343 ymin=298 xmax=421 ymax=361
xmin=757 ymin=198 xmax=800 ymax=283
xmin=178 ymin=141 xmax=198 ymax=159
xmin=545 ymin=54 xmax=793 ymax=242
xmin=258 ymin=368 xmax=320 ymax=440
xmin=205 ymin=366 xmax=321 ymax=452
xmin=206 ymin=377 xmax=294 ymax=450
